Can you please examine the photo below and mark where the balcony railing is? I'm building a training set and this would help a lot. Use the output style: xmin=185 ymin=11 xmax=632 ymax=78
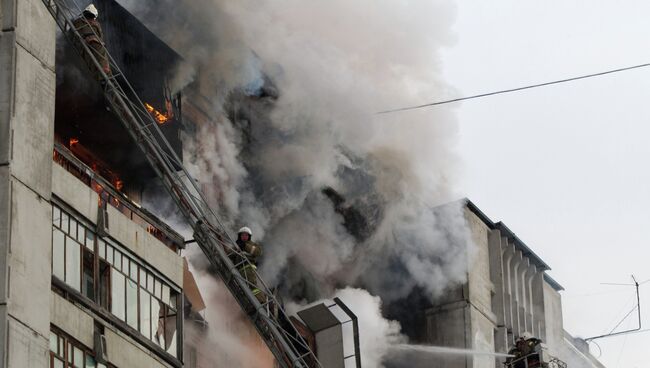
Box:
xmin=53 ymin=142 xmax=184 ymax=251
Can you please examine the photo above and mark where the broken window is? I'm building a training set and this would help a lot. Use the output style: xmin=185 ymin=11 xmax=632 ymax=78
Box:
xmin=164 ymin=305 xmax=178 ymax=357
xmin=151 ymin=298 xmax=163 ymax=345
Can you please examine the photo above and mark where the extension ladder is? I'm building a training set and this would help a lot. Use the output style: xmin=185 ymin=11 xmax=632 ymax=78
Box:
xmin=40 ymin=0 xmax=321 ymax=366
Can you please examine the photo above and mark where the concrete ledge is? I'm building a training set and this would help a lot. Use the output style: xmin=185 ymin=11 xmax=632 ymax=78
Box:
xmin=0 ymin=166 xmax=10 ymax=303
xmin=9 ymin=44 xmax=54 ymax=198
xmin=6 ymin=315 xmax=48 ymax=367
xmin=7 ymin=177 xmax=51 ymax=337
xmin=105 ymin=328 xmax=171 ymax=368
xmin=1 ymin=0 xmax=18 ymax=31
xmin=0 ymin=31 xmax=17 ymax=165
xmin=52 ymin=164 xmax=99 ymax=224
xmin=50 ymin=293 xmax=94 ymax=348
xmin=0 ymin=305 xmax=6 ymax=366
xmin=8 ymin=0 xmax=56 ymax=69
xmin=106 ymin=205 xmax=183 ymax=288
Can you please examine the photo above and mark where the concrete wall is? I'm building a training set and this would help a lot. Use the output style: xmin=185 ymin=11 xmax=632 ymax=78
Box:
xmin=50 ymin=293 xmax=95 ymax=348
xmin=52 ymin=163 xmax=99 ymax=223
xmin=425 ymin=301 xmax=468 ymax=368
xmin=106 ymin=327 xmax=172 ymax=368
xmin=466 ymin=209 xmax=497 ymax=368
xmin=0 ymin=0 xmax=55 ymax=366
xmin=425 ymin=209 xmax=499 ymax=368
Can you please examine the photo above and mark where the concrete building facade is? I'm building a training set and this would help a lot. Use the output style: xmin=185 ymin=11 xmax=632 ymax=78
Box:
xmin=425 ymin=200 xmax=605 ymax=368
xmin=0 ymin=1 xmax=186 ymax=367
xmin=1 ymin=0 xmax=57 ymax=365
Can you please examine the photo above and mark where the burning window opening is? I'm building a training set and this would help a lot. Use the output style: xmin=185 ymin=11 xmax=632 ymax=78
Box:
xmin=53 ymin=143 xmax=184 ymax=252
xmin=62 ymin=136 xmax=125 ymax=192
xmin=55 ymin=0 xmax=185 ymax=188
xmin=145 ymin=102 xmax=173 ymax=124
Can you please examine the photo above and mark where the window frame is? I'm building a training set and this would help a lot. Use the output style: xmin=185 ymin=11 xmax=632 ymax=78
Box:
xmin=49 ymin=328 xmax=113 ymax=368
xmin=51 ymin=201 xmax=183 ymax=362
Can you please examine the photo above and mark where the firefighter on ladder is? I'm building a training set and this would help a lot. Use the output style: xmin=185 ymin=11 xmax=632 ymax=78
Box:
xmin=506 ymin=332 xmax=545 ymax=368
xmin=72 ymin=4 xmax=111 ymax=81
xmin=234 ymin=227 xmax=266 ymax=304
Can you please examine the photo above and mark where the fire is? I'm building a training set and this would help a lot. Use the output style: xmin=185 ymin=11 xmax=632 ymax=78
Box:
xmin=145 ymin=102 xmax=173 ymax=124
xmin=69 ymin=137 xmax=79 ymax=147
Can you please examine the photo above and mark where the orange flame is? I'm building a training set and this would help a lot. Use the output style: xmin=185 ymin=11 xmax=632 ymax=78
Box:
xmin=145 ymin=102 xmax=173 ymax=124
xmin=69 ymin=137 xmax=79 ymax=147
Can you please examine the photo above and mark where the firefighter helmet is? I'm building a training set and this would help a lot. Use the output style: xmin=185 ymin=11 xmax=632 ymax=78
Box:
xmin=84 ymin=4 xmax=99 ymax=18
xmin=238 ymin=226 xmax=252 ymax=236
xmin=521 ymin=331 xmax=534 ymax=340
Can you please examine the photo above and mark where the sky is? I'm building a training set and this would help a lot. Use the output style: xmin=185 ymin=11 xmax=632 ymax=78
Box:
xmin=435 ymin=2 xmax=650 ymax=367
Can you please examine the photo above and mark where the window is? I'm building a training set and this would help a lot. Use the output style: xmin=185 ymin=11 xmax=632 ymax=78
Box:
xmin=51 ymin=204 xmax=181 ymax=358
xmin=53 ymin=206 xmax=96 ymax=298
xmin=49 ymin=330 xmax=111 ymax=368
xmin=83 ymin=251 xmax=95 ymax=299
xmin=111 ymin=269 xmax=126 ymax=321
xmin=65 ymin=238 xmax=81 ymax=292
xmin=99 ymin=260 xmax=110 ymax=309
xmin=53 ymin=229 xmax=65 ymax=281
xmin=126 ymin=279 xmax=138 ymax=329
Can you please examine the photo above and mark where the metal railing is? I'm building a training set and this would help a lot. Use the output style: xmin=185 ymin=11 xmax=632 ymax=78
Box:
xmin=40 ymin=0 xmax=322 ymax=366
xmin=504 ymin=352 xmax=567 ymax=368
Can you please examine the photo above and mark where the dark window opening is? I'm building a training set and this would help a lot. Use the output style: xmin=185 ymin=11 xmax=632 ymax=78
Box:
xmin=83 ymin=250 xmax=95 ymax=301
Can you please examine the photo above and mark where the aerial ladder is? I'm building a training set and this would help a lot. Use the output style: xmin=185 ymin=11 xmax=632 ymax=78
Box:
xmin=40 ymin=0 xmax=322 ymax=367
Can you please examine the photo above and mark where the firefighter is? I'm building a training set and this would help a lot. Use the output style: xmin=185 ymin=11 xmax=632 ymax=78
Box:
xmin=506 ymin=332 xmax=544 ymax=368
xmin=506 ymin=337 xmax=525 ymax=368
xmin=234 ymin=227 xmax=265 ymax=304
xmin=72 ymin=4 xmax=111 ymax=80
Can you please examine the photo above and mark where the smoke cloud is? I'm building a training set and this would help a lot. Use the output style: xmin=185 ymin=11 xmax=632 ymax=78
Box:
xmin=121 ymin=0 xmax=474 ymax=366
xmin=184 ymin=247 xmax=275 ymax=367
xmin=288 ymin=288 xmax=406 ymax=368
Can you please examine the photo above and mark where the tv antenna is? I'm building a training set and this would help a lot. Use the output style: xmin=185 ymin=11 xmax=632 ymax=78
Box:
xmin=585 ymin=275 xmax=645 ymax=341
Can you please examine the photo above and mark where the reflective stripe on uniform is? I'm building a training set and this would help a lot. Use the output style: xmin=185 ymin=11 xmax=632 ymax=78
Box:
xmin=239 ymin=264 xmax=257 ymax=272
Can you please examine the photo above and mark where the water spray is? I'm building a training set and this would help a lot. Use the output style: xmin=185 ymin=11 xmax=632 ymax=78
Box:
xmin=390 ymin=344 xmax=514 ymax=358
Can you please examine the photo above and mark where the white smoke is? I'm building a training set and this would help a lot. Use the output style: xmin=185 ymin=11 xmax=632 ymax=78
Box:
xmin=288 ymin=288 xmax=407 ymax=368
xmin=120 ymin=0 xmax=475 ymax=366
xmin=184 ymin=248 xmax=275 ymax=367
xmin=122 ymin=0 xmax=472 ymax=298
xmin=335 ymin=288 xmax=406 ymax=368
